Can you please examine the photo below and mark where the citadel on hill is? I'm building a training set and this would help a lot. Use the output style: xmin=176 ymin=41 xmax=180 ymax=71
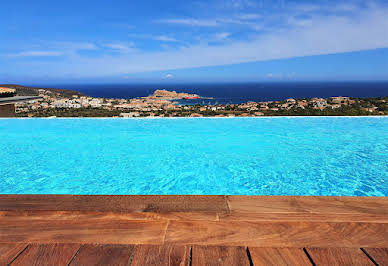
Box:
xmin=152 ymin=89 xmax=200 ymax=99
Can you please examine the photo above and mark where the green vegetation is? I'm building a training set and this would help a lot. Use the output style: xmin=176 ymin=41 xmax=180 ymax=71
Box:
xmin=16 ymin=108 xmax=122 ymax=117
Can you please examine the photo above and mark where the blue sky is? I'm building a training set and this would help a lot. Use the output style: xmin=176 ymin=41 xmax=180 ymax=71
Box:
xmin=1 ymin=0 xmax=388 ymax=83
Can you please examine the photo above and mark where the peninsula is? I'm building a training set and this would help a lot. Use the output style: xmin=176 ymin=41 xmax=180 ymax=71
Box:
xmin=150 ymin=89 xmax=200 ymax=99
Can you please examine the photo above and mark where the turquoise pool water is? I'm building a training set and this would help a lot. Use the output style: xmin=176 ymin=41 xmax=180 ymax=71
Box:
xmin=0 ymin=117 xmax=387 ymax=196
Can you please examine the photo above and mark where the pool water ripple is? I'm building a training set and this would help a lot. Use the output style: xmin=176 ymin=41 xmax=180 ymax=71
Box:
xmin=0 ymin=117 xmax=387 ymax=196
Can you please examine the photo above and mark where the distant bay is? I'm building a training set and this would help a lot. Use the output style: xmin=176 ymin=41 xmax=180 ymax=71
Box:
xmin=40 ymin=81 xmax=388 ymax=105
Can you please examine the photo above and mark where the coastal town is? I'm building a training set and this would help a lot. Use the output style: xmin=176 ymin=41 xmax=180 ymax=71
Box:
xmin=1 ymin=85 xmax=387 ymax=117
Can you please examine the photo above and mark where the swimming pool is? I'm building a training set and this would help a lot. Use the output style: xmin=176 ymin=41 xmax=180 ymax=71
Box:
xmin=0 ymin=117 xmax=387 ymax=196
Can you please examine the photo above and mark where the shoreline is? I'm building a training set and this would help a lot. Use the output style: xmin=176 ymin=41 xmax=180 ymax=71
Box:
xmin=7 ymin=86 xmax=386 ymax=117
xmin=2 ymin=115 xmax=388 ymax=119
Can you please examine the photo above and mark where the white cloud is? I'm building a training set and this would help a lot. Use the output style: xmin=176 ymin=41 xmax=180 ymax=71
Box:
xmin=6 ymin=42 xmax=98 ymax=57
xmin=214 ymin=32 xmax=231 ymax=40
xmin=6 ymin=2 xmax=388 ymax=78
xmin=158 ymin=18 xmax=219 ymax=27
xmin=290 ymin=2 xmax=360 ymax=13
xmin=331 ymin=3 xmax=360 ymax=12
xmin=56 ymin=42 xmax=98 ymax=51
xmin=237 ymin=13 xmax=261 ymax=20
xmin=158 ymin=17 xmax=264 ymax=31
xmin=128 ymin=34 xmax=178 ymax=42
xmin=227 ymin=0 xmax=256 ymax=9
xmin=104 ymin=43 xmax=136 ymax=53
xmin=288 ymin=17 xmax=313 ymax=27
xmin=154 ymin=35 xmax=178 ymax=42
xmin=61 ymin=4 xmax=388 ymax=76
xmin=165 ymin=73 xmax=174 ymax=79
xmin=7 ymin=51 xmax=63 ymax=57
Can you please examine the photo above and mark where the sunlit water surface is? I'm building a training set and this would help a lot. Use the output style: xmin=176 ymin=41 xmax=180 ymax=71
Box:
xmin=0 ymin=117 xmax=387 ymax=196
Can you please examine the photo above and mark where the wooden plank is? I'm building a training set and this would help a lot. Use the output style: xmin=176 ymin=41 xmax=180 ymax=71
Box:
xmin=363 ymin=248 xmax=388 ymax=265
xmin=11 ymin=244 xmax=80 ymax=266
xmin=306 ymin=248 xmax=374 ymax=265
xmin=0 ymin=195 xmax=229 ymax=213
xmin=131 ymin=245 xmax=189 ymax=266
xmin=0 ymin=243 xmax=28 ymax=265
xmin=219 ymin=212 xmax=388 ymax=223
xmin=1 ymin=195 xmax=387 ymax=217
xmin=191 ymin=246 xmax=250 ymax=265
xmin=0 ymin=210 xmax=218 ymax=222
xmin=0 ymin=219 xmax=167 ymax=244
xmin=70 ymin=244 xmax=135 ymax=266
xmin=227 ymin=196 xmax=388 ymax=215
xmin=249 ymin=247 xmax=312 ymax=266
xmin=165 ymin=221 xmax=388 ymax=247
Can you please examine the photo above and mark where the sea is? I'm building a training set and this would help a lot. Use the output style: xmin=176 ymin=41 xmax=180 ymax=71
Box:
xmin=47 ymin=81 xmax=388 ymax=105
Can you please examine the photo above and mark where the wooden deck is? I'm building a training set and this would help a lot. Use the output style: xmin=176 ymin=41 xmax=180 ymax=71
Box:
xmin=0 ymin=195 xmax=387 ymax=265
xmin=2 ymin=244 xmax=388 ymax=265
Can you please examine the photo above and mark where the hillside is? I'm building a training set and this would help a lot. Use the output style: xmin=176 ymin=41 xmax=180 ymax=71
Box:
xmin=0 ymin=84 xmax=86 ymax=98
